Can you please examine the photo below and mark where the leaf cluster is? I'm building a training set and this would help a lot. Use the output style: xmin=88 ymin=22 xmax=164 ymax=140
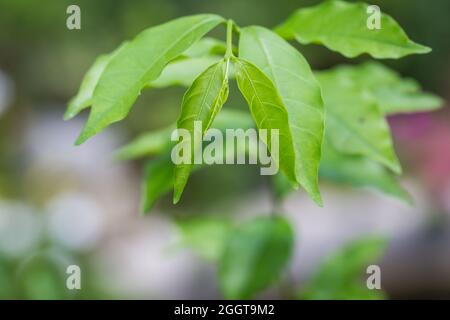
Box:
xmin=65 ymin=1 xmax=443 ymax=299
xmin=66 ymin=1 xmax=442 ymax=208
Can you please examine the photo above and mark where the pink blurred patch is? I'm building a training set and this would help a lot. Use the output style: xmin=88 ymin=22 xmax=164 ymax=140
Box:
xmin=389 ymin=111 xmax=450 ymax=206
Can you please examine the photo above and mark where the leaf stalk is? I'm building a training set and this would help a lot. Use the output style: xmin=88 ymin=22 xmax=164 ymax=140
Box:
xmin=225 ymin=19 xmax=235 ymax=59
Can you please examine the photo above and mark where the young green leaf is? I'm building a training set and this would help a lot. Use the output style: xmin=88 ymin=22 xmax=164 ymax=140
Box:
xmin=148 ymin=56 xmax=222 ymax=88
xmin=317 ymin=71 xmax=401 ymax=174
xmin=275 ymin=0 xmax=430 ymax=59
xmin=239 ymin=26 xmax=324 ymax=205
xmin=299 ymin=236 xmax=388 ymax=300
xmin=219 ymin=216 xmax=294 ymax=299
xmin=173 ymin=60 xmax=229 ymax=204
xmin=316 ymin=62 xmax=443 ymax=115
xmin=175 ymin=217 xmax=233 ymax=261
xmin=234 ymin=58 xmax=297 ymax=185
xmin=320 ymin=140 xmax=411 ymax=203
xmin=75 ymin=14 xmax=224 ymax=145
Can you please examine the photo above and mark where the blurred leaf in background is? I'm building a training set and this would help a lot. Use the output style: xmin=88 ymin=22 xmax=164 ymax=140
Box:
xmin=0 ymin=256 xmax=15 ymax=299
xmin=299 ymin=236 xmax=388 ymax=300
xmin=219 ymin=216 xmax=294 ymax=299
xmin=316 ymin=62 xmax=443 ymax=115
xmin=275 ymin=0 xmax=430 ymax=59
xmin=272 ymin=140 xmax=411 ymax=204
xmin=175 ymin=216 xmax=294 ymax=299
xmin=320 ymin=140 xmax=412 ymax=204
xmin=17 ymin=253 xmax=70 ymax=300
xmin=175 ymin=217 xmax=233 ymax=261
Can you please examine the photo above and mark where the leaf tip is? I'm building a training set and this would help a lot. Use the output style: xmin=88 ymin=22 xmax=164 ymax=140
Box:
xmin=392 ymin=163 xmax=402 ymax=175
xmin=173 ymin=193 xmax=181 ymax=205
xmin=140 ymin=205 xmax=151 ymax=216
xmin=75 ymin=123 xmax=98 ymax=145
xmin=301 ymin=181 xmax=323 ymax=207
xmin=313 ymin=194 xmax=324 ymax=207
xmin=173 ymin=185 xmax=184 ymax=204
xmin=417 ymin=44 xmax=432 ymax=54
xmin=75 ymin=132 xmax=89 ymax=146
xmin=63 ymin=111 xmax=74 ymax=121
xmin=304 ymin=185 xmax=323 ymax=207
xmin=140 ymin=192 xmax=156 ymax=215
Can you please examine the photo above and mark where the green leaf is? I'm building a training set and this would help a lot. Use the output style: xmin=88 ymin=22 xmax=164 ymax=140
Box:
xmin=376 ymin=88 xmax=443 ymax=115
xmin=219 ymin=216 xmax=294 ymax=299
xmin=299 ymin=236 xmax=388 ymax=300
xmin=173 ymin=60 xmax=229 ymax=204
xmin=116 ymin=109 xmax=254 ymax=161
xmin=149 ymin=56 xmax=222 ymax=88
xmin=317 ymin=62 xmax=443 ymax=115
xmin=316 ymin=71 xmax=401 ymax=174
xmin=320 ymin=140 xmax=411 ymax=203
xmin=75 ymin=14 xmax=224 ymax=145
xmin=275 ymin=0 xmax=430 ymax=59
xmin=65 ymin=55 xmax=111 ymax=121
xmin=175 ymin=217 xmax=233 ymax=261
xmin=233 ymin=58 xmax=297 ymax=185
xmin=141 ymin=155 xmax=175 ymax=213
xmin=64 ymin=42 xmax=128 ymax=120
xmin=272 ymin=139 xmax=410 ymax=203
xmin=239 ymin=26 xmax=324 ymax=205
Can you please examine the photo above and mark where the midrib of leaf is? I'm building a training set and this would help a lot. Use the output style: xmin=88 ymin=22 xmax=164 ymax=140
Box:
xmin=207 ymin=78 xmax=228 ymax=129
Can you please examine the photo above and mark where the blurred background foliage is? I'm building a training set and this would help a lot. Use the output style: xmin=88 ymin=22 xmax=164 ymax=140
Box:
xmin=0 ymin=0 xmax=449 ymax=299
